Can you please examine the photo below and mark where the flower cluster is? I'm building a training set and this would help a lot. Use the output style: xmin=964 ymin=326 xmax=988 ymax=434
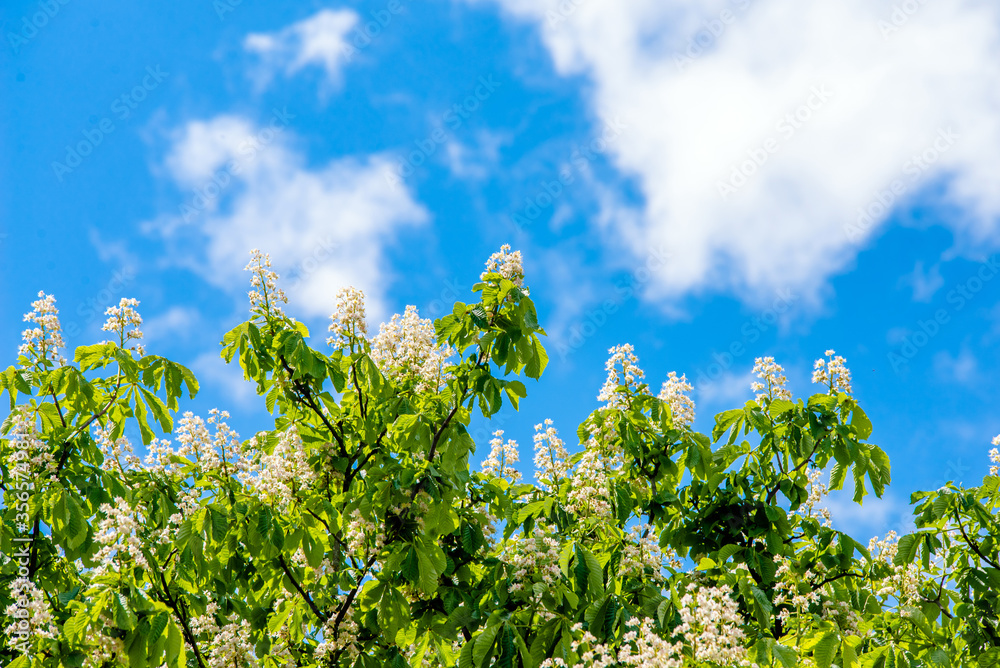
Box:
xmin=345 ymin=508 xmax=384 ymax=556
xmin=773 ymin=557 xmax=822 ymax=624
xmin=672 ymin=583 xmax=749 ymax=665
xmin=822 ymin=597 xmax=861 ymax=636
xmin=481 ymin=243 xmax=525 ymax=287
xmin=990 ymin=435 xmax=999 ymax=476
xmin=533 ymin=419 xmax=570 ymax=490
xmin=868 ymin=531 xmax=921 ymax=604
xmin=751 ymin=356 xmax=792 ymax=402
xmin=800 ymin=467 xmax=832 ymax=527
xmin=567 ymin=447 xmax=613 ymax=519
xmin=191 ymin=603 xmax=260 ymax=668
xmin=617 ymin=617 xmax=684 ymax=667
xmin=327 ymin=286 xmax=368 ymax=348
xmin=175 ymin=409 xmax=248 ymax=477
xmin=143 ymin=437 xmax=179 ymax=476
xmin=6 ymin=409 xmax=55 ymax=477
xmin=597 ymin=344 xmax=646 ymax=409
xmin=93 ymin=426 xmax=141 ymax=475
xmin=482 ymin=429 xmax=521 ymax=483
xmin=19 ymin=291 xmax=66 ymax=366
xmin=619 ymin=525 xmax=680 ymax=579
xmin=83 ymin=629 xmax=126 ymax=668
xmin=244 ymin=427 xmax=316 ymax=509
xmin=505 ymin=521 xmax=563 ymax=595
xmin=93 ymin=499 xmax=149 ymax=573
xmin=314 ymin=597 xmax=362 ymax=662
xmin=658 ymin=371 xmax=695 ymax=428
xmin=101 ymin=297 xmax=145 ymax=355
xmin=541 ymin=622 xmax=619 ymax=667
xmin=812 ymin=349 xmax=852 ymax=394
xmin=3 ymin=580 xmax=58 ymax=642
xmin=245 ymin=249 xmax=288 ymax=318
xmin=370 ymin=305 xmax=452 ymax=391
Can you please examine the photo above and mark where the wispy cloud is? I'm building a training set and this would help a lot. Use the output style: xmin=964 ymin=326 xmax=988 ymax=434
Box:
xmin=244 ymin=9 xmax=359 ymax=91
xmin=901 ymin=261 xmax=944 ymax=302
xmin=695 ymin=370 xmax=754 ymax=408
xmin=933 ymin=347 xmax=979 ymax=385
xmin=144 ymin=306 xmax=201 ymax=344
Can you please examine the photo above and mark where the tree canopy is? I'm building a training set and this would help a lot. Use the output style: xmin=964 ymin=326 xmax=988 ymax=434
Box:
xmin=1 ymin=246 xmax=998 ymax=668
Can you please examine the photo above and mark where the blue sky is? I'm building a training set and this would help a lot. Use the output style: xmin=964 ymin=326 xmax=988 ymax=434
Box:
xmin=2 ymin=0 xmax=999 ymax=541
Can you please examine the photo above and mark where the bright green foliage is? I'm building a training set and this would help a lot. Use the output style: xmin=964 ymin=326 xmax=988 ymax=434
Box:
xmin=0 ymin=250 xmax=998 ymax=668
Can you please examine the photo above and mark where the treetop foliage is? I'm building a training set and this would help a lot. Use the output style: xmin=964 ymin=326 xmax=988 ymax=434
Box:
xmin=1 ymin=245 xmax=998 ymax=668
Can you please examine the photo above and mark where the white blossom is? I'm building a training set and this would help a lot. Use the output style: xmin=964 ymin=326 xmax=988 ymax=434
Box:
xmin=751 ymin=356 xmax=792 ymax=402
xmin=620 ymin=525 xmax=680 ymax=579
xmin=812 ymin=349 xmax=853 ymax=394
xmin=244 ymin=427 xmax=316 ymax=509
xmin=327 ymin=286 xmax=368 ymax=348
xmin=567 ymin=447 xmax=613 ymax=519
xmin=617 ymin=617 xmax=683 ymax=668
xmin=597 ymin=344 xmax=646 ymax=409
xmin=93 ymin=426 xmax=141 ymax=475
xmin=672 ymin=583 xmax=749 ymax=665
xmin=867 ymin=531 xmax=921 ymax=604
xmin=93 ymin=499 xmax=149 ymax=573
xmin=503 ymin=521 xmax=562 ymax=596
xmin=5 ymin=409 xmax=55 ymax=477
xmin=4 ymin=580 xmax=58 ymax=641
xmin=481 ymin=243 xmax=525 ymax=287
xmin=345 ymin=508 xmax=384 ymax=557
xmin=101 ymin=297 xmax=145 ymax=355
xmin=370 ymin=305 xmax=452 ymax=391
xmin=18 ymin=291 xmax=66 ymax=366
xmin=533 ymin=419 xmax=570 ymax=490
xmin=990 ymin=435 xmax=999 ymax=476
xmin=191 ymin=603 xmax=260 ymax=668
xmin=174 ymin=409 xmax=247 ymax=477
xmin=314 ymin=597 xmax=362 ymax=662
xmin=482 ymin=429 xmax=521 ymax=483
xmin=245 ymin=249 xmax=287 ymax=317
xmin=800 ymin=467 xmax=832 ymax=527
xmin=658 ymin=371 xmax=695 ymax=427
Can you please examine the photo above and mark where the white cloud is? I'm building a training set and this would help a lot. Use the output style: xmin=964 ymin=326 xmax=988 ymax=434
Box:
xmin=244 ymin=9 xmax=359 ymax=90
xmin=933 ymin=348 xmax=979 ymax=384
xmin=473 ymin=0 xmax=1000 ymax=304
xmin=694 ymin=370 xmax=754 ymax=407
xmin=145 ymin=114 xmax=428 ymax=321
xmin=821 ymin=487 xmax=914 ymax=541
xmin=143 ymin=306 xmax=201 ymax=343
xmin=189 ymin=351 xmax=259 ymax=408
xmin=901 ymin=261 xmax=944 ymax=302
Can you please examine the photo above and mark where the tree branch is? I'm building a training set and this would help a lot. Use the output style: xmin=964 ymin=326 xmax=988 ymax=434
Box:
xmin=277 ymin=553 xmax=328 ymax=623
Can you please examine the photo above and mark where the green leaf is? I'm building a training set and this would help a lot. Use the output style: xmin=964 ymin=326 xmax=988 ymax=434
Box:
xmin=417 ymin=542 xmax=446 ymax=594
xmin=460 ymin=639 xmax=475 ymax=668
xmin=771 ymin=642 xmax=798 ymax=668
xmin=812 ymin=632 xmax=839 ymax=668
xmin=75 ymin=343 xmax=114 ymax=371
xmin=851 ymin=405 xmax=873 ymax=439
xmin=148 ymin=614 xmax=169 ymax=645
xmin=578 ymin=545 xmax=604 ymax=595
xmin=523 ymin=334 xmax=548 ymax=380
xmin=712 ymin=409 xmax=744 ymax=442
xmin=769 ymin=398 xmax=796 ymax=416
xmin=128 ymin=631 xmax=147 ymax=668
xmin=473 ymin=625 xmax=501 ymax=668
xmin=894 ymin=534 xmax=919 ymax=566
xmin=139 ymin=386 xmax=173 ymax=433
